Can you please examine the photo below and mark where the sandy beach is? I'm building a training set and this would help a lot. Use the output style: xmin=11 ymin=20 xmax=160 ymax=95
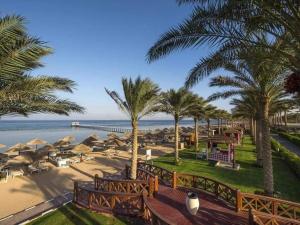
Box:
xmin=0 ymin=146 xmax=173 ymax=219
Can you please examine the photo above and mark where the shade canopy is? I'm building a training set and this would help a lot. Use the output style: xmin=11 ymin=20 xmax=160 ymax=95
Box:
xmin=0 ymin=144 xmax=6 ymax=148
xmin=7 ymin=154 xmax=33 ymax=165
xmin=71 ymin=144 xmax=92 ymax=154
xmin=62 ymin=135 xmax=75 ymax=143
xmin=6 ymin=143 xmax=31 ymax=153
xmin=38 ymin=144 xmax=58 ymax=153
xmin=27 ymin=138 xmax=47 ymax=146
xmin=81 ymin=134 xmax=101 ymax=147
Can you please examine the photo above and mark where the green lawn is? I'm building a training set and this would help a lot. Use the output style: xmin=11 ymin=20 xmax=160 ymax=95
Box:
xmin=152 ymin=136 xmax=300 ymax=202
xmin=28 ymin=204 xmax=144 ymax=225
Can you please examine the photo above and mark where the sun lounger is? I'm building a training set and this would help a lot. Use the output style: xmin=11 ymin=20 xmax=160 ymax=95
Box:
xmin=10 ymin=169 xmax=24 ymax=179
xmin=28 ymin=165 xmax=40 ymax=174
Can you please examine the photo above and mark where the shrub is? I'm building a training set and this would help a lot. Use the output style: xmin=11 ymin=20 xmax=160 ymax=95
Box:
xmin=278 ymin=132 xmax=300 ymax=148
xmin=271 ymin=138 xmax=300 ymax=178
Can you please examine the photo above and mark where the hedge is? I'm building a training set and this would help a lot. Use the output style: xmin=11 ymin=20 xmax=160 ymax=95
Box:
xmin=278 ymin=132 xmax=300 ymax=148
xmin=271 ymin=138 xmax=300 ymax=178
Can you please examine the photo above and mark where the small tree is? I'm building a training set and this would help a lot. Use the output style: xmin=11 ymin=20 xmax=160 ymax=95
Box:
xmin=159 ymin=88 xmax=196 ymax=164
xmin=106 ymin=77 xmax=160 ymax=179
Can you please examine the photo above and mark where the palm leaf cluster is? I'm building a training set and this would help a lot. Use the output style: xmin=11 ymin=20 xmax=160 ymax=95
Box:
xmin=147 ymin=0 xmax=300 ymax=88
xmin=0 ymin=15 xmax=84 ymax=117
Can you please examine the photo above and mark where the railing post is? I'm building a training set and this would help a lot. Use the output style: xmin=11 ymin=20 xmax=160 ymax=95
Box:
xmin=94 ymin=174 xmax=99 ymax=190
xmin=154 ymin=175 xmax=158 ymax=196
xmin=149 ymin=177 xmax=154 ymax=198
xmin=111 ymin=195 xmax=116 ymax=208
xmin=172 ymin=171 xmax=176 ymax=189
xmin=236 ymin=190 xmax=242 ymax=212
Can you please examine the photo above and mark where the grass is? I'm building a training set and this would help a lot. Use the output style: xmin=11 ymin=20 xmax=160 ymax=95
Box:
xmin=28 ymin=204 xmax=144 ymax=225
xmin=152 ymin=136 xmax=300 ymax=202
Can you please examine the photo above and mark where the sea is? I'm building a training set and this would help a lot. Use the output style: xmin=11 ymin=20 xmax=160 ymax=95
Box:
xmin=0 ymin=120 xmax=202 ymax=153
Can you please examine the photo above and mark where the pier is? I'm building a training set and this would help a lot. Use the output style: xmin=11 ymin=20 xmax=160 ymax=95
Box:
xmin=71 ymin=122 xmax=152 ymax=133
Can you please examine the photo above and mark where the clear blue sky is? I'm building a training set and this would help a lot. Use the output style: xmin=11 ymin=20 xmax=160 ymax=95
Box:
xmin=1 ymin=0 xmax=231 ymax=120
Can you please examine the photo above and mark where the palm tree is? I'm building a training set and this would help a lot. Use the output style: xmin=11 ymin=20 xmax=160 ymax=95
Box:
xmin=158 ymin=88 xmax=196 ymax=164
xmin=206 ymin=46 xmax=287 ymax=195
xmin=105 ymin=77 xmax=160 ymax=179
xmin=187 ymin=95 xmax=207 ymax=151
xmin=203 ymin=105 xmax=217 ymax=137
xmin=147 ymin=1 xmax=300 ymax=85
xmin=0 ymin=15 xmax=84 ymax=117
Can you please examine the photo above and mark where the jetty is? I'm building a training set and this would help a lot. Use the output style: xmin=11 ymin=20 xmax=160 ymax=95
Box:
xmin=71 ymin=122 xmax=152 ymax=133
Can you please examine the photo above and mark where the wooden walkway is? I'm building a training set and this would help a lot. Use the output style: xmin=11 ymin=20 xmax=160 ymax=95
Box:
xmin=146 ymin=185 xmax=248 ymax=225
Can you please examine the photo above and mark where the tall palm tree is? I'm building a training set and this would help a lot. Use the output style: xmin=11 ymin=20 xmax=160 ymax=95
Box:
xmin=187 ymin=95 xmax=207 ymax=151
xmin=0 ymin=15 xmax=84 ymax=116
xmin=147 ymin=1 xmax=300 ymax=85
xmin=203 ymin=104 xmax=217 ymax=137
xmin=206 ymin=47 xmax=287 ymax=195
xmin=105 ymin=77 xmax=160 ymax=179
xmin=158 ymin=88 xmax=196 ymax=164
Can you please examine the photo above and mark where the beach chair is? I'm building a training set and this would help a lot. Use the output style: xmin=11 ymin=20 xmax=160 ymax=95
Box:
xmin=10 ymin=169 xmax=24 ymax=179
xmin=28 ymin=164 xmax=40 ymax=174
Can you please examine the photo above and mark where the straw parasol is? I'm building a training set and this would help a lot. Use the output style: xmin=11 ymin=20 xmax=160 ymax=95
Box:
xmin=0 ymin=144 xmax=6 ymax=148
xmin=62 ymin=135 xmax=75 ymax=143
xmin=5 ymin=143 xmax=31 ymax=154
xmin=71 ymin=144 xmax=92 ymax=154
xmin=27 ymin=138 xmax=47 ymax=150
xmin=6 ymin=154 xmax=33 ymax=166
xmin=81 ymin=134 xmax=101 ymax=147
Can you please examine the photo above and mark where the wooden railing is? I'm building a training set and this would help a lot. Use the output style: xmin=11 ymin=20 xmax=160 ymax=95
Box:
xmin=94 ymin=175 xmax=149 ymax=195
xmin=249 ymin=209 xmax=300 ymax=225
xmin=74 ymin=181 xmax=144 ymax=215
xmin=137 ymin=162 xmax=173 ymax=186
xmin=125 ymin=164 xmax=159 ymax=196
xmin=175 ymin=173 xmax=238 ymax=208
xmin=240 ymin=192 xmax=300 ymax=222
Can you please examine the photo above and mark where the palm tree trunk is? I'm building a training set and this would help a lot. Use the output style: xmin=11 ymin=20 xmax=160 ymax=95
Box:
xmin=261 ymin=98 xmax=274 ymax=196
xmin=284 ymin=110 xmax=287 ymax=127
xmin=220 ymin=118 xmax=223 ymax=134
xmin=175 ymin=116 xmax=179 ymax=164
xmin=256 ymin=117 xmax=263 ymax=167
xmin=194 ymin=117 xmax=199 ymax=152
xmin=218 ymin=118 xmax=221 ymax=134
xmin=207 ymin=119 xmax=210 ymax=137
xmin=130 ymin=120 xmax=138 ymax=179
xmin=253 ymin=119 xmax=257 ymax=144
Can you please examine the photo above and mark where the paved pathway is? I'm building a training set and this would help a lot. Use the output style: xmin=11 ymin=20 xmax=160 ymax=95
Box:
xmin=146 ymin=185 xmax=248 ymax=225
xmin=0 ymin=192 xmax=73 ymax=225
xmin=271 ymin=134 xmax=300 ymax=156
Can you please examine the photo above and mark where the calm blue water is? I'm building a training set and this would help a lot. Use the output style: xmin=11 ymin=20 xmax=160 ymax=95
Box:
xmin=0 ymin=120 xmax=198 ymax=152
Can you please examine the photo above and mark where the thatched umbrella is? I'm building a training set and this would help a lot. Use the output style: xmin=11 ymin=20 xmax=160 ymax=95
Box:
xmin=62 ymin=135 xmax=75 ymax=143
xmin=71 ymin=144 xmax=92 ymax=155
xmin=27 ymin=138 xmax=48 ymax=150
xmin=81 ymin=134 xmax=101 ymax=147
xmin=0 ymin=144 xmax=6 ymax=148
xmin=6 ymin=154 xmax=33 ymax=166
xmin=6 ymin=143 xmax=31 ymax=155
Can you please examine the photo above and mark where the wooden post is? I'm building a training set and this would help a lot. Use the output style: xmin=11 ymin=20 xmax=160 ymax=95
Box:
xmin=154 ymin=175 xmax=158 ymax=195
xmin=236 ymin=190 xmax=242 ymax=212
xmin=215 ymin=183 xmax=219 ymax=197
xmin=172 ymin=171 xmax=177 ymax=189
xmin=94 ymin=174 xmax=99 ymax=190
xmin=149 ymin=177 xmax=154 ymax=197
